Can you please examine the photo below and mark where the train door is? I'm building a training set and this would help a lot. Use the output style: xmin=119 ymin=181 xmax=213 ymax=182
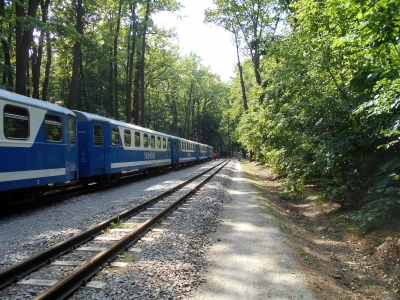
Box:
xmin=92 ymin=123 xmax=106 ymax=174
xmin=66 ymin=116 xmax=78 ymax=180
xmin=171 ymin=139 xmax=179 ymax=165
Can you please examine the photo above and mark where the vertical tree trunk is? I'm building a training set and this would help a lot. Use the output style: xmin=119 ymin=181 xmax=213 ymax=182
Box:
xmin=1 ymin=0 xmax=13 ymax=88
xmin=126 ymin=2 xmax=137 ymax=123
xmin=139 ymin=0 xmax=151 ymax=127
xmin=15 ymin=0 xmax=41 ymax=95
xmin=42 ymin=30 xmax=52 ymax=101
xmin=108 ymin=47 xmax=114 ymax=116
xmin=79 ymin=51 xmax=89 ymax=111
xmin=235 ymin=30 xmax=248 ymax=111
xmin=67 ymin=0 xmax=83 ymax=109
xmin=113 ymin=0 xmax=122 ymax=120
xmin=133 ymin=59 xmax=140 ymax=123
xmin=31 ymin=0 xmax=49 ymax=99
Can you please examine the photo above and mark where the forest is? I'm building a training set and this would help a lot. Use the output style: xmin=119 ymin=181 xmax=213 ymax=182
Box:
xmin=1 ymin=0 xmax=399 ymax=229
xmin=0 ymin=0 xmax=228 ymax=147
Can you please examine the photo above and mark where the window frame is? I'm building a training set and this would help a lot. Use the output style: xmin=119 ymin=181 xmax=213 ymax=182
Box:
xmin=3 ymin=104 xmax=30 ymax=140
xmin=111 ymin=127 xmax=120 ymax=146
xmin=134 ymin=131 xmax=141 ymax=147
xmin=44 ymin=113 xmax=63 ymax=142
xmin=124 ymin=129 xmax=131 ymax=147
xmin=93 ymin=124 xmax=104 ymax=146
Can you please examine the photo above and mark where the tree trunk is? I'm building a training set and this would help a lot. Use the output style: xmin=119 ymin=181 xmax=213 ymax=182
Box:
xmin=31 ymin=0 xmax=49 ymax=99
xmin=133 ymin=59 xmax=140 ymax=123
xmin=126 ymin=2 xmax=137 ymax=123
xmin=15 ymin=0 xmax=41 ymax=95
xmin=234 ymin=30 xmax=248 ymax=111
xmin=67 ymin=0 xmax=83 ymax=109
xmin=113 ymin=0 xmax=122 ymax=120
xmin=79 ymin=51 xmax=89 ymax=111
xmin=139 ymin=0 xmax=151 ymax=127
xmin=1 ymin=0 xmax=13 ymax=88
xmin=42 ymin=30 xmax=52 ymax=101
xmin=108 ymin=47 xmax=114 ymax=116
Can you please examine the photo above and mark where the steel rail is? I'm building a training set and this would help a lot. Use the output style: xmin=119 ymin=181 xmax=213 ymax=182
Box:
xmin=34 ymin=160 xmax=229 ymax=299
xmin=0 ymin=160 xmax=225 ymax=290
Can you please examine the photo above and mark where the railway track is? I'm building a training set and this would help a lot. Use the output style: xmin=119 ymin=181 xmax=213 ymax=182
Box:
xmin=0 ymin=160 xmax=228 ymax=299
xmin=1 ymin=161 xmax=204 ymax=217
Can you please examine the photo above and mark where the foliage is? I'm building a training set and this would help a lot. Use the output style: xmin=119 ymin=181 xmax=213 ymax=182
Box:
xmin=227 ymin=0 xmax=400 ymax=229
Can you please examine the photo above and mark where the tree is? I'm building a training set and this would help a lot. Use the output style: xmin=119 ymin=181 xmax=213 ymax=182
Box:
xmin=67 ymin=0 xmax=84 ymax=109
xmin=15 ymin=0 xmax=41 ymax=95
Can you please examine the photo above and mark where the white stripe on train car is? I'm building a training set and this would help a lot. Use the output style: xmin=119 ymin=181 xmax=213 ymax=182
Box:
xmin=199 ymin=156 xmax=207 ymax=159
xmin=0 ymin=168 xmax=66 ymax=182
xmin=111 ymin=159 xmax=171 ymax=169
xmin=180 ymin=157 xmax=196 ymax=162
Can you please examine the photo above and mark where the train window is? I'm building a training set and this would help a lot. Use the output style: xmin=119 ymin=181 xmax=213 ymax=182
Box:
xmin=4 ymin=105 xmax=29 ymax=140
xmin=111 ymin=127 xmax=119 ymax=146
xmin=94 ymin=125 xmax=103 ymax=145
xmin=173 ymin=140 xmax=177 ymax=150
xmin=135 ymin=132 xmax=141 ymax=147
xmin=124 ymin=129 xmax=131 ymax=147
xmin=143 ymin=134 xmax=149 ymax=147
xmin=69 ymin=118 xmax=76 ymax=144
xmin=157 ymin=136 xmax=161 ymax=149
xmin=163 ymin=138 xmax=166 ymax=149
xmin=168 ymin=139 xmax=170 ymax=149
xmin=151 ymin=135 xmax=155 ymax=148
xmin=45 ymin=114 xmax=62 ymax=142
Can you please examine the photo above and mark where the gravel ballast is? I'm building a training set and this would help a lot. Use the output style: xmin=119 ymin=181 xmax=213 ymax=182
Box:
xmin=0 ymin=160 xmax=233 ymax=299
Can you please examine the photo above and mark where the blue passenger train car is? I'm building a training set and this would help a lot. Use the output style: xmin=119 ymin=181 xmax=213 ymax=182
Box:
xmin=0 ymin=89 xmax=215 ymax=206
xmin=0 ymin=89 xmax=78 ymax=204
xmin=74 ymin=111 xmax=172 ymax=185
xmin=170 ymin=136 xmax=199 ymax=166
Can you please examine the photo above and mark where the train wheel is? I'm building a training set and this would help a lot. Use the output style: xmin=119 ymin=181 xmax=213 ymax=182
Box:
xmin=109 ymin=173 xmax=121 ymax=184
xmin=80 ymin=178 xmax=92 ymax=187
xmin=0 ymin=192 xmax=11 ymax=208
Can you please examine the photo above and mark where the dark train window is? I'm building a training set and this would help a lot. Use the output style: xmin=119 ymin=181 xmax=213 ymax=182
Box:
xmin=163 ymin=138 xmax=166 ymax=149
xmin=167 ymin=139 xmax=170 ymax=149
xmin=157 ymin=136 xmax=161 ymax=149
xmin=135 ymin=132 xmax=141 ymax=147
xmin=111 ymin=127 xmax=119 ymax=146
xmin=173 ymin=140 xmax=177 ymax=150
xmin=45 ymin=114 xmax=62 ymax=142
xmin=69 ymin=118 xmax=76 ymax=144
xmin=94 ymin=124 xmax=103 ymax=145
xmin=151 ymin=135 xmax=155 ymax=148
xmin=124 ymin=129 xmax=131 ymax=147
xmin=4 ymin=105 xmax=29 ymax=140
xmin=143 ymin=134 xmax=149 ymax=147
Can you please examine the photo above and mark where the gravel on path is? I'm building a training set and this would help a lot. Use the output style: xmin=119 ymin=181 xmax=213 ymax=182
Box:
xmin=193 ymin=161 xmax=316 ymax=300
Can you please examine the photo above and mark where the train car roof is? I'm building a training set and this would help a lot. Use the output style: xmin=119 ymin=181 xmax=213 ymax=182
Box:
xmin=73 ymin=110 xmax=171 ymax=137
xmin=170 ymin=135 xmax=209 ymax=146
xmin=0 ymin=89 xmax=75 ymax=116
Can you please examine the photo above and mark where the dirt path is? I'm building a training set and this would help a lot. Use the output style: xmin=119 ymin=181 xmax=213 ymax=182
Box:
xmin=193 ymin=161 xmax=316 ymax=299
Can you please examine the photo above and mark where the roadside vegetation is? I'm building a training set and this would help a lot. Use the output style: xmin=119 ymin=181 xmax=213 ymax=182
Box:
xmin=206 ymin=0 xmax=400 ymax=231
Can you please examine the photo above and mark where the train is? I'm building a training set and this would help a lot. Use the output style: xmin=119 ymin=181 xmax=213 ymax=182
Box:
xmin=0 ymin=89 xmax=214 ymax=206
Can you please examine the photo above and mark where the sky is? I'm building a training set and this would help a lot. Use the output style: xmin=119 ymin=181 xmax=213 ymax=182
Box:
xmin=152 ymin=0 xmax=237 ymax=82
